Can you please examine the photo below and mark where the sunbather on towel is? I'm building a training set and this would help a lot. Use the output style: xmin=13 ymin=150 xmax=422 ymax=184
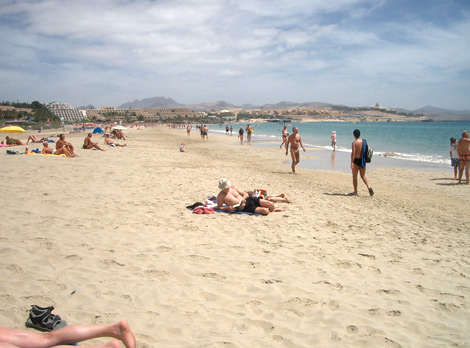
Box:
xmin=0 ymin=320 xmax=136 ymax=348
xmin=216 ymin=178 xmax=284 ymax=215
xmin=104 ymin=134 xmax=126 ymax=147
xmin=42 ymin=142 xmax=76 ymax=157
xmin=247 ymin=190 xmax=290 ymax=203
xmin=5 ymin=136 xmax=25 ymax=145
xmin=27 ymin=135 xmax=48 ymax=144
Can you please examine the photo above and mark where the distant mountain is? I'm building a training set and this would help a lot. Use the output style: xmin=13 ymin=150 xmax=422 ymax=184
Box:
xmin=78 ymin=104 xmax=95 ymax=110
xmin=185 ymin=101 xmax=237 ymax=112
xmin=115 ymin=97 xmax=470 ymax=121
xmin=411 ymin=105 xmax=470 ymax=121
xmin=261 ymin=101 xmax=336 ymax=109
xmin=119 ymin=96 xmax=182 ymax=109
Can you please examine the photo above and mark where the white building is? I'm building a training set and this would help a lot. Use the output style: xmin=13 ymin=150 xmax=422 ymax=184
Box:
xmin=47 ymin=102 xmax=86 ymax=122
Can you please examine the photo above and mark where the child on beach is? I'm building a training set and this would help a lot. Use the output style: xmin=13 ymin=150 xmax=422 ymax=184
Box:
xmin=180 ymin=142 xmax=186 ymax=152
xmin=330 ymin=131 xmax=337 ymax=151
xmin=449 ymin=137 xmax=460 ymax=180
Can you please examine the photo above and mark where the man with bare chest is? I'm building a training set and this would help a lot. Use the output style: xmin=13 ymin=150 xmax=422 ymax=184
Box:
xmin=285 ymin=127 xmax=305 ymax=174
xmin=216 ymin=178 xmax=280 ymax=215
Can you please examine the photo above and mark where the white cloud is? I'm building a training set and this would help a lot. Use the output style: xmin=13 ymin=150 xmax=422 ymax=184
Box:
xmin=0 ymin=0 xmax=468 ymax=109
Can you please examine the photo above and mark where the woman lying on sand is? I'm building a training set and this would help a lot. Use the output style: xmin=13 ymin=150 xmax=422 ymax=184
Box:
xmin=0 ymin=320 xmax=136 ymax=348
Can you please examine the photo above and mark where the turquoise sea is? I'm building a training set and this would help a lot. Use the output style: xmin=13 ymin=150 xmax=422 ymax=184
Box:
xmin=208 ymin=121 xmax=470 ymax=172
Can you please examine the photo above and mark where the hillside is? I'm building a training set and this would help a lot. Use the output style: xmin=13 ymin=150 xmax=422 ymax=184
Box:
xmin=116 ymin=96 xmax=470 ymax=121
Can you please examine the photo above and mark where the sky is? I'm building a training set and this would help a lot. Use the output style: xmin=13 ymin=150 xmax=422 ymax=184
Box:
xmin=0 ymin=0 xmax=469 ymax=110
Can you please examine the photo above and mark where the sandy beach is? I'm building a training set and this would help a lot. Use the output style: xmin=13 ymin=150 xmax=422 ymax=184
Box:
xmin=1 ymin=126 xmax=469 ymax=347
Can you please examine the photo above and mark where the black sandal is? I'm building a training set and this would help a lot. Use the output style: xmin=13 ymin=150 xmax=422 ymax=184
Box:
xmin=25 ymin=305 xmax=67 ymax=332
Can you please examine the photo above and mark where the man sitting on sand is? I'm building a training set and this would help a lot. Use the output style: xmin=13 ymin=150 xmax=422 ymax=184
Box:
xmin=104 ymin=134 xmax=126 ymax=147
xmin=0 ymin=320 xmax=136 ymax=348
xmin=83 ymin=133 xmax=106 ymax=151
xmin=217 ymin=178 xmax=284 ymax=215
xmin=457 ymin=130 xmax=470 ymax=185
xmin=5 ymin=136 xmax=25 ymax=145
xmin=56 ymin=134 xmax=78 ymax=156
xmin=42 ymin=142 xmax=76 ymax=157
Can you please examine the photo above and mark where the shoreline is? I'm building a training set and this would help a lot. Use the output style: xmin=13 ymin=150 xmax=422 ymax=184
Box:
xmin=1 ymin=126 xmax=469 ymax=347
xmin=206 ymin=125 xmax=453 ymax=173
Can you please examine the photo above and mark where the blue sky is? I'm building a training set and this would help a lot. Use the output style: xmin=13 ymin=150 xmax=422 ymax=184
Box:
xmin=0 ymin=0 xmax=469 ymax=110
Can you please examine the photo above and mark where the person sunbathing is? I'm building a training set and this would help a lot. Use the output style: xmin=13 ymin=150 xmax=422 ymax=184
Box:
xmin=83 ymin=133 xmax=106 ymax=151
xmin=104 ymin=134 xmax=126 ymax=147
xmin=0 ymin=320 xmax=136 ymax=348
xmin=247 ymin=190 xmax=290 ymax=203
xmin=216 ymin=178 xmax=284 ymax=215
xmin=5 ymin=136 xmax=25 ymax=145
xmin=111 ymin=129 xmax=126 ymax=140
xmin=27 ymin=135 xmax=48 ymax=144
xmin=42 ymin=142 xmax=76 ymax=157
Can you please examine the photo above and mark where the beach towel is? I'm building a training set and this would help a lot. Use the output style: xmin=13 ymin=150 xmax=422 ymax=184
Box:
xmin=360 ymin=140 xmax=367 ymax=168
xmin=192 ymin=206 xmax=215 ymax=214
xmin=187 ymin=196 xmax=262 ymax=216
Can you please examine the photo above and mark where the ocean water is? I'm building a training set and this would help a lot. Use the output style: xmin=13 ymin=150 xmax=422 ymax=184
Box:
xmin=209 ymin=121 xmax=470 ymax=172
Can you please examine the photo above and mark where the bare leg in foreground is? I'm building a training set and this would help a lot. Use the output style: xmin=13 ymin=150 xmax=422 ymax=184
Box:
xmin=0 ymin=321 xmax=135 ymax=348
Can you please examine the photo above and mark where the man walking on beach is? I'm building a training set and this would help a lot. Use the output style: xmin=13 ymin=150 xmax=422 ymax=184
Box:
xmin=350 ymin=129 xmax=374 ymax=196
xmin=457 ymin=130 xmax=470 ymax=185
xmin=285 ymin=127 xmax=305 ymax=174
xmin=238 ymin=126 xmax=244 ymax=144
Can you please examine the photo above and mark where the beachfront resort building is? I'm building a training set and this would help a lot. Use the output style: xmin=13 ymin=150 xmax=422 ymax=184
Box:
xmin=82 ymin=107 xmax=199 ymax=122
xmin=371 ymin=103 xmax=397 ymax=114
xmin=47 ymin=102 xmax=86 ymax=122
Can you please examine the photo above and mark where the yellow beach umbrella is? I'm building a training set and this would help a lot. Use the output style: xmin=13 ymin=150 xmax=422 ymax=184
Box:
xmin=0 ymin=126 xmax=26 ymax=133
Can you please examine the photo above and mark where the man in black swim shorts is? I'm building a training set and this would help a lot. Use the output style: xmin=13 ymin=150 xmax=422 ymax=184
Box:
xmin=216 ymin=178 xmax=281 ymax=215
xmin=350 ymin=129 xmax=373 ymax=196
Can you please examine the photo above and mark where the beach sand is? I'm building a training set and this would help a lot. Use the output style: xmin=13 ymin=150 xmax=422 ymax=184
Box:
xmin=1 ymin=126 xmax=469 ymax=347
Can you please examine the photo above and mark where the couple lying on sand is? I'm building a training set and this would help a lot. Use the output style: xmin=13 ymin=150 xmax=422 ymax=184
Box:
xmin=217 ymin=178 xmax=288 ymax=215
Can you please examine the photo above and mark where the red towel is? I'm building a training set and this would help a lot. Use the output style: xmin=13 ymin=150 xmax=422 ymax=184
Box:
xmin=192 ymin=206 xmax=215 ymax=214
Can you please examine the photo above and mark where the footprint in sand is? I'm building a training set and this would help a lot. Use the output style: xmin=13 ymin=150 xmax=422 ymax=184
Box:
xmin=286 ymin=297 xmax=315 ymax=306
xmin=261 ymin=279 xmax=282 ymax=284
xmin=358 ymin=253 xmax=376 ymax=260
xmin=187 ymin=255 xmax=210 ymax=260
xmin=6 ymin=264 xmax=22 ymax=274
xmin=377 ymin=289 xmax=401 ymax=295
xmin=101 ymin=259 xmax=125 ymax=267
xmin=433 ymin=300 xmax=460 ymax=311
xmin=65 ymin=255 xmax=82 ymax=261
xmin=347 ymin=325 xmax=359 ymax=333
xmin=145 ymin=270 xmax=170 ymax=278
xmin=368 ymin=308 xmax=380 ymax=316
xmin=336 ymin=260 xmax=361 ymax=269
xmin=313 ymin=280 xmax=344 ymax=291
xmin=201 ymin=273 xmax=227 ymax=281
